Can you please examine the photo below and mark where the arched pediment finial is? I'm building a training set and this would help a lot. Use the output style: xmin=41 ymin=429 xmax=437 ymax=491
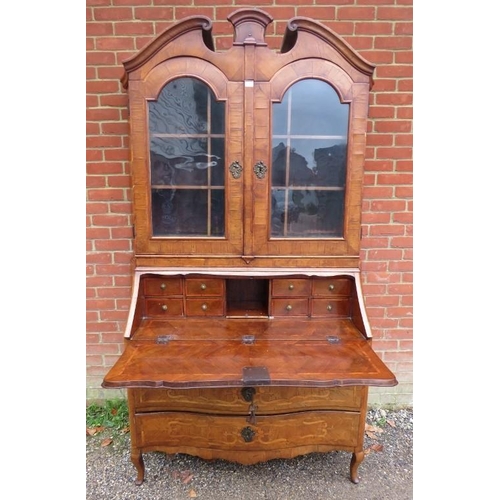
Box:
xmin=227 ymin=8 xmax=273 ymax=46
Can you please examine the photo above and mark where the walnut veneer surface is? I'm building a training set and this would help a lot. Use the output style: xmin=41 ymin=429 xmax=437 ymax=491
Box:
xmin=102 ymin=8 xmax=398 ymax=486
xmin=104 ymin=319 xmax=395 ymax=388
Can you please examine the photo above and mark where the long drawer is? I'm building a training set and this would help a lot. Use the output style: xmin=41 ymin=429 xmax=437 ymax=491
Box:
xmin=134 ymin=410 xmax=361 ymax=450
xmin=131 ymin=386 xmax=364 ymax=413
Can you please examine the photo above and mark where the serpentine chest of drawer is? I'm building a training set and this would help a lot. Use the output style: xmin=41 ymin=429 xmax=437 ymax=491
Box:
xmin=102 ymin=8 xmax=398 ymax=486
xmin=103 ymin=273 xmax=397 ymax=484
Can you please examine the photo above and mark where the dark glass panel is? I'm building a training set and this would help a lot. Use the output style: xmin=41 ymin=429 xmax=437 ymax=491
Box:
xmin=312 ymin=143 xmax=347 ymax=187
xmin=148 ymin=77 xmax=226 ymax=238
xmin=270 ymin=188 xmax=287 ymax=236
xmin=273 ymin=141 xmax=314 ymax=187
xmin=210 ymin=138 xmax=225 ymax=186
xmin=271 ymin=188 xmax=344 ymax=238
xmin=210 ymin=189 xmax=225 ymax=236
xmin=150 ymin=137 xmax=211 ymax=186
xmin=152 ymin=189 xmax=208 ymax=236
xmin=272 ymin=91 xmax=290 ymax=135
xmin=271 ymin=140 xmax=287 ymax=187
xmin=149 ymin=78 xmax=208 ymax=134
xmin=271 ymin=78 xmax=349 ymax=239
xmin=289 ymin=80 xmax=348 ymax=136
xmin=271 ymin=140 xmax=347 ymax=188
xmin=211 ymin=97 xmax=225 ymax=134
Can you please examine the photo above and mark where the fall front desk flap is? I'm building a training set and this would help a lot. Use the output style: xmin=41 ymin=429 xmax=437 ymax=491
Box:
xmin=102 ymin=318 xmax=398 ymax=389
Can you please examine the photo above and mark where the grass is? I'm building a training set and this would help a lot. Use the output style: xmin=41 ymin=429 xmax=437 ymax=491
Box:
xmin=86 ymin=399 xmax=129 ymax=431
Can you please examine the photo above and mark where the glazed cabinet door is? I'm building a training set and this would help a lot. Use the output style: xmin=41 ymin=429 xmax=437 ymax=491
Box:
xmin=129 ymin=57 xmax=245 ymax=257
xmin=248 ymin=60 xmax=372 ymax=260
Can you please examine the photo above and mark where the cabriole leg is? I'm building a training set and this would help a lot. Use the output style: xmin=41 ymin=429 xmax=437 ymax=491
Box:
xmin=350 ymin=451 xmax=364 ymax=484
xmin=131 ymin=450 xmax=145 ymax=485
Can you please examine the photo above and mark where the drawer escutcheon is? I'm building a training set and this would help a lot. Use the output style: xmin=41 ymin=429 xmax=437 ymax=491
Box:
xmin=241 ymin=426 xmax=256 ymax=442
xmin=241 ymin=387 xmax=256 ymax=402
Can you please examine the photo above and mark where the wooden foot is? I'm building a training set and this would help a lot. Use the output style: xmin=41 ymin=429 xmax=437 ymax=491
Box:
xmin=350 ymin=451 xmax=364 ymax=484
xmin=131 ymin=451 xmax=145 ymax=485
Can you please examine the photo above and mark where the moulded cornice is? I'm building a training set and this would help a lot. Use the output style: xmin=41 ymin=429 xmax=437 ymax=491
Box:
xmin=282 ymin=17 xmax=375 ymax=83
xmin=121 ymin=16 xmax=214 ymax=88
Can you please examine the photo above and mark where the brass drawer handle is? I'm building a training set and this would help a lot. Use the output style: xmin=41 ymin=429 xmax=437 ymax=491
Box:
xmin=329 ymin=284 xmax=335 ymax=291
xmin=288 ymin=284 xmax=294 ymax=290
xmin=160 ymin=283 xmax=167 ymax=290
xmin=201 ymin=304 xmax=208 ymax=311
xmin=200 ymin=283 xmax=207 ymax=290
xmin=286 ymin=304 xmax=292 ymax=311
xmin=161 ymin=304 xmax=168 ymax=311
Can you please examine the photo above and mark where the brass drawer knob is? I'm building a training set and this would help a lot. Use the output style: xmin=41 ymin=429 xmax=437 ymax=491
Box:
xmin=329 ymin=284 xmax=335 ymax=291
xmin=327 ymin=304 xmax=332 ymax=311
xmin=160 ymin=283 xmax=167 ymax=290
xmin=288 ymin=284 xmax=294 ymax=290
xmin=286 ymin=304 xmax=292 ymax=311
xmin=200 ymin=283 xmax=207 ymax=290
xmin=201 ymin=304 xmax=208 ymax=311
xmin=161 ymin=304 xmax=168 ymax=311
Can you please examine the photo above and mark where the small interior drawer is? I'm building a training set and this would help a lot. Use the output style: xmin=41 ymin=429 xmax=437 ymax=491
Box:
xmin=312 ymin=278 xmax=353 ymax=297
xmin=144 ymin=298 xmax=184 ymax=317
xmin=272 ymin=279 xmax=311 ymax=297
xmin=271 ymin=298 xmax=309 ymax=317
xmin=185 ymin=278 xmax=224 ymax=296
xmin=311 ymin=298 xmax=351 ymax=317
xmin=185 ymin=298 xmax=224 ymax=316
xmin=143 ymin=277 xmax=183 ymax=296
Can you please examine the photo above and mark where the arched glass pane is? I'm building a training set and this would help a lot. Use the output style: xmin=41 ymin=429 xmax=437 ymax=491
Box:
xmin=148 ymin=77 xmax=225 ymax=237
xmin=271 ymin=79 xmax=349 ymax=238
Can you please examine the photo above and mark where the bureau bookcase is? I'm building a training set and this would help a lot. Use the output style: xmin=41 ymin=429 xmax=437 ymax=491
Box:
xmin=102 ymin=8 xmax=397 ymax=485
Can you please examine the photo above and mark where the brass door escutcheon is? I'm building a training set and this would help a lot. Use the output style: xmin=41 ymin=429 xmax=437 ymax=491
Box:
xmin=229 ymin=160 xmax=243 ymax=179
xmin=253 ymin=161 xmax=267 ymax=179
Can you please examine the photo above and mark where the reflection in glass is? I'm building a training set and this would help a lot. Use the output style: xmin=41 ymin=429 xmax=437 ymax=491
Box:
xmin=148 ymin=78 xmax=225 ymax=237
xmin=271 ymin=189 xmax=344 ymax=238
xmin=271 ymin=79 xmax=349 ymax=238
xmin=152 ymin=189 xmax=224 ymax=236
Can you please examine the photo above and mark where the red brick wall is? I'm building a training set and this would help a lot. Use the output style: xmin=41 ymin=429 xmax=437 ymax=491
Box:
xmin=86 ymin=0 xmax=413 ymax=406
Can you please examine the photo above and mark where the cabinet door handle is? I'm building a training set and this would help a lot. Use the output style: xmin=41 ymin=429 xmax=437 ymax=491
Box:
xmin=253 ymin=160 xmax=267 ymax=179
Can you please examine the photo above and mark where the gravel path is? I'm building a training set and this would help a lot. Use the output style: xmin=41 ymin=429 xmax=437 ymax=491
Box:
xmin=86 ymin=408 xmax=412 ymax=500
